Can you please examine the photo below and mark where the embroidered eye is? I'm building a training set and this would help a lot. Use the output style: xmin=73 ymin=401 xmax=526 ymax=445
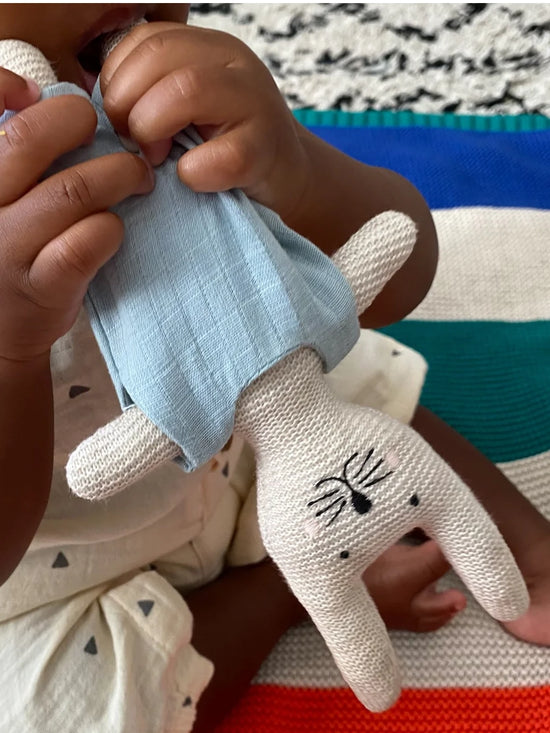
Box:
xmin=340 ymin=550 xmax=350 ymax=560
xmin=409 ymin=494 xmax=420 ymax=507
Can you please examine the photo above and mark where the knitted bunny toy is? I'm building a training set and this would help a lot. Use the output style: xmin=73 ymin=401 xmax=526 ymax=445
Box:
xmin=0 ymin=36 xmax=529 ymax=713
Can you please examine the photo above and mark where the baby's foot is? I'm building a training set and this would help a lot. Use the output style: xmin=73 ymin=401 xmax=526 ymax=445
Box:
xmin=501 ymin=532 xmax=550 ymax=645
xmin=363 ymin=539 xmax=466 ymax=632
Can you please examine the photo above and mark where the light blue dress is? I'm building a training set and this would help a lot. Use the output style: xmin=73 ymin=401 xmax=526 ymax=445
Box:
xmin=39 ymin=82 xmax=359 ymax=470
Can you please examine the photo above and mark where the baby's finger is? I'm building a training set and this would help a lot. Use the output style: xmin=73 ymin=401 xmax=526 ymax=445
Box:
xmin=127 ymin=65 xmax=252 ymax=144
xmin=176 ymin=124 xmax=265 ymax=194
xmin=140 ymin=137 xmax=172 ymax=167
xmin=3 ymin=152 xmax=152 ymax=266
xmin=0 ymin=67 xmax=40 ymax=115
xmin=101 ymin=21 xmax=181 ymax=87
xmin=0 ymin=94 xmax=97 ymax=206
xmin=102 ymin=25 xmax=239 ymax=134
xmin=30 ymin=211 xmax=124 ymax=301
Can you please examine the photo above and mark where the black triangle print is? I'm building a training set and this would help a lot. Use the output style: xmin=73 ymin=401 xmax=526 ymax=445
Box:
xmin=69 ymin=385 xmax=90 ymax=399
xmin=52 ymin=552 xmax=69 ymax=568
xmin=84 ymin=636 xmax=97 ymax=655
xmin=221 ymin=463 xmax=229 ymax=477
xmin=182 ymin=696 xmax=192 ymax=707
xmin=137 ymin=600 xmax=155 ymax=618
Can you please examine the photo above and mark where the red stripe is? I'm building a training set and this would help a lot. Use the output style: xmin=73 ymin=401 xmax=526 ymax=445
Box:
xmin=216 ymin=685 xmax=550 ymax=732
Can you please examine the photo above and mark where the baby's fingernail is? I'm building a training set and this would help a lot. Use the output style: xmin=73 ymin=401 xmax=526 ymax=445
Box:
xmin=22 ymin=77 xmax=41 ymax=98
xmin=142 ymin=139 xmax=172 ymax=167
xmin=136 ymin=161 xmax=156 ymax=194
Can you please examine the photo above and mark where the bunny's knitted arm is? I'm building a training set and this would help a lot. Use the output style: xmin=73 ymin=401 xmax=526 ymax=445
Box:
xmin=332 ymin=210 xmax=417 ymax=316
xmin=67 ymin=404 xmax=180 ymax=500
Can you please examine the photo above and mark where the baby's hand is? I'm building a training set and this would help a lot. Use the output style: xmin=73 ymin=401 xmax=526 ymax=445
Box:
xmin=100 ymin=22 xmax=309 ymax=221
xmin=0 ymin=69 xmax=153 ymax=363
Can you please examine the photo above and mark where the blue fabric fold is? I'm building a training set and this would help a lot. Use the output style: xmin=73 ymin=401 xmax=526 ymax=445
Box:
xmin=38 ymin=82 xmax=359 ymax=471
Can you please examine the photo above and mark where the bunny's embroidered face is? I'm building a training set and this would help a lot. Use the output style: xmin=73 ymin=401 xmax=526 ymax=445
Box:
xmin=308 ymin=449 xmax=394 ymax=526
xmin=303 ymin=446 xmax=424 ymax=576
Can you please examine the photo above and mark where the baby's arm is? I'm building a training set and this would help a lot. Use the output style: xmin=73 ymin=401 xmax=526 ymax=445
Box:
xmin=0 ymin=69 xmax=152 ymax=584
xmin=184 ymin=558 xmax=305 ymax=733
xmin=284 ymin=130 xmax=438 ymax=328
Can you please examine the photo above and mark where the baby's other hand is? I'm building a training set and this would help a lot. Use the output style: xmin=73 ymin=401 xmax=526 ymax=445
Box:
xmin=0 ymin=69 xmax=153 ymax=363
xmin=100 ymin=22 xmax=309 ymax=220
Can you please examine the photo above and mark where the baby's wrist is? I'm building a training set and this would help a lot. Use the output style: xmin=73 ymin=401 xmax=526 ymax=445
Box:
xmin=0 ymin=348 xmax=50 ymax=375
xmin=276 ymin=124 xmax=317 ymax=235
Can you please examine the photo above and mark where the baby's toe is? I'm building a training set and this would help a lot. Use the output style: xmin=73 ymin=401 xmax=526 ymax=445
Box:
xmin=412 ymin=586 xmax=467 ymax=632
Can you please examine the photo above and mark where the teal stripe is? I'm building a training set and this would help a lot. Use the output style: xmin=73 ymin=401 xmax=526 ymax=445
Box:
xmin=379 ymin=321 xmax=550 ymax=463
xmin=293 ymin=109 xmax=550 ymax=132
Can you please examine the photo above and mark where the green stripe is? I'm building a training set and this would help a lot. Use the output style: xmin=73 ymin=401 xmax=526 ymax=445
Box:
xmin=293 ymin=109 xmax=550 ymax=132
xmin=379 ymin=321 xmax=550 ymax=463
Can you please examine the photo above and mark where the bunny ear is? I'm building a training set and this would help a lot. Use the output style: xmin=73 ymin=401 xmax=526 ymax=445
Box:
xmin=425 ymin=477 xmax=529 ymax=622
xmin=66 ymin=406 xmax=180 ymax=501
xmin=300 ymin=576 xmax=401 ymax=712
xmin=332 ymin=211 xmax=417 ymax=317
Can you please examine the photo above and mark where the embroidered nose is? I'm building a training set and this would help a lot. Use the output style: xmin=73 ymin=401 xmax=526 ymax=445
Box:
xmin=350 ymin=489 xmax=372 ymax=514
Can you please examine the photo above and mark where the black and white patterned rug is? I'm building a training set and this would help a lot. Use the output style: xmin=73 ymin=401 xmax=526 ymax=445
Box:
xmin=190 ymin=4 xmax=550 ymax=116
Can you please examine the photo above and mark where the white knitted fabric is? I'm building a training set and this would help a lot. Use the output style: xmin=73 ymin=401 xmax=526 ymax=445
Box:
xmin=0 ymin=39 xmax=57 ymax=87
xmin=234 ymin=346 xmax=528 ymax=710
xmin=66 ymin=211 xmax=529 ymax=712
xmin=66 ymin=406 xmax=181 ymax=501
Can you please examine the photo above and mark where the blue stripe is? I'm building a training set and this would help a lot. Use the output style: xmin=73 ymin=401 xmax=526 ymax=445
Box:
xmin=380 ymin=321 xmax=550 ymax=464
xmin=309 ymin=125 xmax=550 ymax=210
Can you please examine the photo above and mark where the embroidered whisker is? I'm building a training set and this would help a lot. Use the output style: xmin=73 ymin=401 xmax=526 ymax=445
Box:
xmin=308 ymin=488 xmax=339 ymax=506
xmin=361 ymin=471 xmax=393 ymax=488
xmin=315 ymin=496 xmax=345 ymax=517
xmin=327 ymin=499 xmax=347 ymax=526
xmin=359 ymin=458 xmax=384 ymax=483
xmin=352 ymin=448 xmax=374 ymax=479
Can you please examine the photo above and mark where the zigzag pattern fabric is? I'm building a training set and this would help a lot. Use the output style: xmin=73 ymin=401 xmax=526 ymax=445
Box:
xmin=216 ymin=118 xmax=550 ymax=731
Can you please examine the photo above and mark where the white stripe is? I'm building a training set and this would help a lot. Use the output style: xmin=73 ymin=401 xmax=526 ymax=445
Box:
xmin=256 ymin=449 xmax=550 ymax=689
xmin=410 ymin=207 xmax=550 ymax=322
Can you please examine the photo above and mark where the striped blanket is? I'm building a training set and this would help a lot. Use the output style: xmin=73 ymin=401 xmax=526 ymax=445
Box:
xmin=217 ymin=112 xmax=550 ymax=732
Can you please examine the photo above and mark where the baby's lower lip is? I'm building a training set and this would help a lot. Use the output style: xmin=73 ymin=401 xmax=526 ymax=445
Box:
xmin=80 ymin=68 xmax=99 ymax=95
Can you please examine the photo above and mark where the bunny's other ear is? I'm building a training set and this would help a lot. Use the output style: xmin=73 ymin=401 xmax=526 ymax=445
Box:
xmin=422 ymin=475 xmax=529 ymax=622
xmin=303 ymin=574 xmax=401 ymax=712
xmin=332 ymin=211 xmax=417 ymax=317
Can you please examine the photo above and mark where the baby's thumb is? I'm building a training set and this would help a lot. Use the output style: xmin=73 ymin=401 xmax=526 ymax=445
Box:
xmin=0 ymin=68 xmax=41 ymax=116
